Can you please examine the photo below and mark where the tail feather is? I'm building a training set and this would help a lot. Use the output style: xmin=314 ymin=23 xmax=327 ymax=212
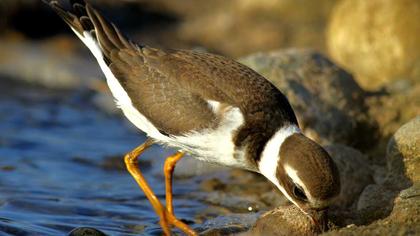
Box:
xmin=44 ymin=0 xmax=134 ymax=63
xmin=45 ymin=0 xmax=139 ymax=109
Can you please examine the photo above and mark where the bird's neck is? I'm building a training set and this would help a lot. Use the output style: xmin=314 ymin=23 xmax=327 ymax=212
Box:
xmin=233 ymin=123 xmax=301 ymax=171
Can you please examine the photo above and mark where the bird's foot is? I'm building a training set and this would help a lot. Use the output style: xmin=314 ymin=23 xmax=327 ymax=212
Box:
xmin=159 ymin=211 xmax=197 ymax=236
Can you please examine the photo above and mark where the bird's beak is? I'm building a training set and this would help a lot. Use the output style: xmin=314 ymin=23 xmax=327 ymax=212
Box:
xmin=307 ymin=208 xmax=328 ymax=232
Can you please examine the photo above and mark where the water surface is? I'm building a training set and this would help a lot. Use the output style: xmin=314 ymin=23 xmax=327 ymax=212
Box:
xmin=0 ymin=83 xmax=205 ymax=235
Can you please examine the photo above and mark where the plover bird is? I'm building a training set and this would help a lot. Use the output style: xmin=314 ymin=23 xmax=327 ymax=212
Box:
xmin=44 ymin=1 xmax=340 ymax=235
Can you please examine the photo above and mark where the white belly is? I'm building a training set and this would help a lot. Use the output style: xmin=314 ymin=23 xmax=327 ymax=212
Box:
xmin=119 ymin=98 xmax=248 ymax=169
xmin=169 ymin=105 xmax=248 ymax=169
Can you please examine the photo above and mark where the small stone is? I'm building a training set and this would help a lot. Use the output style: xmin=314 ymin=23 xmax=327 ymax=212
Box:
xmin=398 ymin=182 xmax=420 ymax=200
xmin=248 ymin=205 xmax=318 ymax=236
xmin=391 ymin=183 xmax=420 ymax=223
xmin=356 ymin=184 xmax=396 ymax=221
xmin=68 ymin=227 xmax=107 ymax=236
xmin=1 ymin=165 xmax=16 ymax=171
xmin=198 ymin=213 xmax=259 ymax=236
xmin=387 ymin=116 xmax=420 ymax=183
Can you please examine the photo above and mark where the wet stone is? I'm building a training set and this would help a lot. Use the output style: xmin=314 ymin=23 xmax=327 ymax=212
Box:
xmin=0 ymin=165 xmax=16 ymax=171
xmin=68 ymin=227 xmax=107 ymax=236
xmin=198 ymin=213 xmax=260 ymax=236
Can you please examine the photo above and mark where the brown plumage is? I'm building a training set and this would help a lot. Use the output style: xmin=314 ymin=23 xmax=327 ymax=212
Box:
xmin=45 ymin=0 xmax=298 ymax=162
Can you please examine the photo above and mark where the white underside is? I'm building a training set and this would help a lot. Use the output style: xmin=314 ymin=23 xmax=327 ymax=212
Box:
xmin=74 ymin=30 xmax=247 ymax=168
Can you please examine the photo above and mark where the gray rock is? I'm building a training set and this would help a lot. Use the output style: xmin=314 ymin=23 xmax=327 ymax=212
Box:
xmin=389 ymin=182 xmax=420 ymax=225
xmin=325 ymin=144 xmax=373 ymax=208
xmin=387 ymin=116 xmax=420 ymax=184
xmin=323 ymin=183 xmax=420 ymax=236
xmin=240 ymin=49 xmax=377 ymax=150
xmin=198 ymin=213 xmax=259 ymax=236
xmin=356 ymin=184 xmax=395 ymax=220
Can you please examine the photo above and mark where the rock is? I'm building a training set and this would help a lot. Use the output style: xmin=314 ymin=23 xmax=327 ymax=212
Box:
xmin=68 ymin=227 xmax=107 ymax=236
xmin=247 ymin=205 xmax=319 ymax=236
xmin=325 ymin=145 xmax=373 ymax=208
xmin=323 ymin=183 xmax=420 ymax=236
xmin=240 ymin=50 xmax=377 ymax=149
xmin=387 ymin=116 xmax=420 ymax=183
xmin=198 ymin=213 xmax=259 ymax=236
xmin=321 ymin=120 xmax=420 ymax=234
xmin=356 ymin=184 xmax=396 ymax=222
xmin=327 ymin=0 xmax=420 ymax=89
xmin=387 ymin=182 xmax=420 ymax=226
xmin=399 ymin=182 xmax=420 ymax=201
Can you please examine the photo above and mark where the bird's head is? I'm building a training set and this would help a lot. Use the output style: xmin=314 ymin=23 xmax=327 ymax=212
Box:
xmin=259 ymin=126 xmax=340 ymax=232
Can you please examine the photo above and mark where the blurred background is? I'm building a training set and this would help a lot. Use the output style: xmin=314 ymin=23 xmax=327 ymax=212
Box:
xmin=0 ymin=0 xmax=419 ymax=235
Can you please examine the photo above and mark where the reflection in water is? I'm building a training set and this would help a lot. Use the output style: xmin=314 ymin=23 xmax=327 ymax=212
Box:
xmin=0 ymin=84 xmax=203 ymax=235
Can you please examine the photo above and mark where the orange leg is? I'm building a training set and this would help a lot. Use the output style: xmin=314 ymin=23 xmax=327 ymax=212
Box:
xmin=124 ymin=140 xmax=197 ymax=236
xmin=164 ymin=152 xmax=197 ymax=236
xmin=124 ymin=139 xmax=171 ymax=236
xmin=164 ymin=152 xmax=184 ymax=214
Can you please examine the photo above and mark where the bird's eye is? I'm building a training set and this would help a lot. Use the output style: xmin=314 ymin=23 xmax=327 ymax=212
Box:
xmin=293 ymin=185 xmax=308 ymax=201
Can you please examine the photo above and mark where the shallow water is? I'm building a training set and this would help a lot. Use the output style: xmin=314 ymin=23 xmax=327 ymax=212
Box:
xmin=0 ymin=83 xmax=205 ymax=235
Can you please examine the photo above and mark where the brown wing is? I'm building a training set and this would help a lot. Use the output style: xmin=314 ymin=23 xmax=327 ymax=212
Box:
xmin=112 ymin=47 xmax=298 ymax=138
xmin=135 ymin=48 xmax=298 ymax=126
xmin=108 ymin=47 xmax=219 ymax=135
